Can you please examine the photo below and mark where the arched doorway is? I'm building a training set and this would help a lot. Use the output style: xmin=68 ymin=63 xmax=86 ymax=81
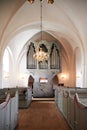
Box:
xmin=28 ymin=75 xmax=34 ymax=95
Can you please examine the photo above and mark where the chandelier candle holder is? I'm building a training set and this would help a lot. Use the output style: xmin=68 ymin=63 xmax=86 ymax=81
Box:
xmin=33 ymin=47 xmax=49 ymax=62
xmin=28 ymin=0 xmax=54 ymax=4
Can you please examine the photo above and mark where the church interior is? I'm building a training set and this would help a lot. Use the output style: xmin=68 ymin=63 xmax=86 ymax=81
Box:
xmin=0 ymin=0 xmax=87 ymax=130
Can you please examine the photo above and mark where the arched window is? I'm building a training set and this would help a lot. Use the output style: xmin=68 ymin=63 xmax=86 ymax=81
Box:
xmin=3 ymin=48 xmax=10 ymax=72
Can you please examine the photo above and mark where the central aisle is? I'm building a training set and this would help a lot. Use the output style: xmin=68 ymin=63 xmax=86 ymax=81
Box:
xmin=16 ymin=101 xmax=70 ymax=130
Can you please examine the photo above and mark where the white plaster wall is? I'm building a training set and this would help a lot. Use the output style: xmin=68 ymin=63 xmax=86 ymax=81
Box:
xmin=2 ymin=47 xmax=17 ymax=88
xmin=75 ymin=47 xmax=83 ymax=88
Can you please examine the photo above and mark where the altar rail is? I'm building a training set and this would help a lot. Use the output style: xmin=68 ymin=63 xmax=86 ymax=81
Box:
xmin=55 ymin=86 xmax=87 ymax=130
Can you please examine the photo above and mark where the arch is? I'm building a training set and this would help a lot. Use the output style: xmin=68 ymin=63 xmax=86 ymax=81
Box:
xmin=3 ymin=46 xmax=14 ymax=72
xmin=28 ymin=75 xmax=34 ymax=87
xmin=52 ymin=75 xmax=59 ymax=86
xmin=2 ymin=46 xmax=14 ymax=88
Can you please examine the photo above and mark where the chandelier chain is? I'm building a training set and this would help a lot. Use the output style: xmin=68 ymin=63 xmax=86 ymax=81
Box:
xmin=40 ymin=1 xmax=42 ymax=43
xmin=28 ymin=0 xmax=54 ymax=62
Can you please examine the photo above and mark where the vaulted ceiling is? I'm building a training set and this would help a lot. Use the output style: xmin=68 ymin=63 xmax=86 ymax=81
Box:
xmin=0 ymin=0 xmax=87 ymax=60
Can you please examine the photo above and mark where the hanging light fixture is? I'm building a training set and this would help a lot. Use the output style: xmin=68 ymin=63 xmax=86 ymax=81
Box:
xmin=47 ymin=0 xmax=54 ymax=4
xmin=28 ymin=0 xmax=54 ymax=62
xmin=33 ymin=48 xmax=49 ymax=62
xmin=28 ymin=0 xmax=34 ymax=4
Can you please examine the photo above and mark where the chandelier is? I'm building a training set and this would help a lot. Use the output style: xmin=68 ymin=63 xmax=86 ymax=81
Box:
xmin=28 ymin=0 xmax=54 ymax=62
xmin=33 ymin=48 xmax=49 ymax=62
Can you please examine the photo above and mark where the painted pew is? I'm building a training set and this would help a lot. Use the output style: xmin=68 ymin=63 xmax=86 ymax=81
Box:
xmin=0 ymin=91 xmax=18 ymax=130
